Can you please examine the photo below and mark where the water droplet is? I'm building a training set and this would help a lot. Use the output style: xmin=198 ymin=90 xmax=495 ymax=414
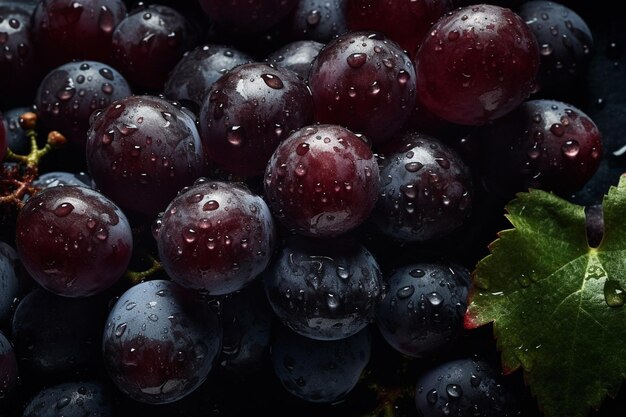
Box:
xmin=435 ymin=157 xmax=450 ymax=169
xmin=54 ymin=202 xmax=74 ymax=217
xmin=295 ymin=164 xmax=307 ymax=177
xmin=550 ymin=123 xmax=565 ymax=137
xmin=336 ymin=266 xmax=350 ymax=280
xmin=604 ymin=279 xmax=626 ymax=307
xmin=470 ymin=374 xmax=481 ymax=387
xmin=427 ymin=292 xmax=444 ymax=306
xmin=397 ymin=285 xmax=415 ymax=299
xmin=183 ymin=228 xmax=197 ymax=243
xmin=203 ymin=200 xmax=219 ymax=211
xmin=56 ymin=396 xmax=71 ymax=409
xmin=125 ymin=302 xmax=137 ymax=311
xmin=98 ymin=5 xmax=115 ymax=33
xmin=368 ymin=81 xmax=381 ymax=96
xmin=426 ymin=389 xmax=438 ymax=404
xmin=397 ymin=70 xmax=410 ymax=85
xmin=405 ymin=161 xmax=424 ymax=172
xmin=102 ymin=83 xmax=113 ymax=94
xmin=148 ymin=314 xmax=158 ymax=321
xmin=561 ymin=139 xmax=580 ymax=158
xmin=446 ymin=384 xmax=463 ymax=399
xmin=345 ymin=52 xmax=368 ymax=69
xmin=115 ymin=322 xmax=127 ymax=337
xmin=306 ymin=9 xmax=321 ymax=26
xmin=227 ymin=126 xmax=243 ymax=146
xmin=261 ymin=73 xmax=284 ymax=89
xmin=95 ymin=228 xmax=108 ymax=241
xmin=540 ymin=43 xmax=553 ymax=56
xmin=326 ymin=293 xmax=339 ymax=309
xmin=296 ymin=142 xmax=310 ymax=155
xmin=156 ymin=290 xmax=167 ymax=297
xmin=410 ymin=268 xmax=425 ymax=278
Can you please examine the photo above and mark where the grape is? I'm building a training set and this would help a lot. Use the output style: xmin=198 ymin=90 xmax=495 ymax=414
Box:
xmin=156 ymin=180 xmax=276 ymax=296
xmin=272 ymin=325 xmax=371 ymax=403
xmin=479 ymin=99 xmax=602 ymax=198
xmin=35 ymin=61 xmax=132 ymax=148
xmin=371 ymin=132 xmax=473 ymax=242
xmin=263 ymin=236 xmax=383 ymax=341
xmin=0 ymin=243 xmax=19 ymax=323
xmin=112 ymin=4 xmax=197 ymax=90
xmin=102 ymin=280 xmax=222 ymax=404
xmin=415 ymin=357 xmax=521 ymax=417
xmin=218 ymin=283 xmax=273 ymax=376
xmin=32 ymin=0 xmax=127 ymax=70
xmin=309 ymin=31 xmax=416 ymax=145
xmin=22 ymin=381 xmax=113 ymax=417
xmin=11 ymin=288 xmax=108 ymax=376
xmin=266 ymin=40 xmax=324 ymax=81
xmin=289 ymin=0 xmax=348 ymax=43
xmin=86 ymin=95 xmax=207 ymax=218
xmin=164 ymin=45 xmax=252 ymax=113
xmin=414 ymin=4 xmax=540 ymax=125
xmin=0 ymin=330 xmax=18 ymax=400
xmin=377 ymin=262 xmax=470 ymax=358
xmin=0 ymin=114 xmax=6 ymax=163
xmin=2 ymin=107 xmax=32 ymax=155
xmin=264 ymin=124 xmax=380 ymax=237
xmin=519 ymin=0 xmax=593 ymax=91
xmin=198 ymin=0 xmax=298 ymax=35
xmin=199 ymin=62 xmax=313 ymax=177
xmin=15 ymin=185 xmax=133 ymax=297
xmin=346 ymin=0 xmax=451 ymax=58
xmin=0 ymin=4 xmax=41 ymax=108
xmin=33 ymin=171 xmax=95 ymax=190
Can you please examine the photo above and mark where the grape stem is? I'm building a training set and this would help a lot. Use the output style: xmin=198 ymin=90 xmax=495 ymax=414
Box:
xmin=0 ymin=113 xmax=67 ymax=211
xmin=125 ymin=250 xmax=163 ymax=284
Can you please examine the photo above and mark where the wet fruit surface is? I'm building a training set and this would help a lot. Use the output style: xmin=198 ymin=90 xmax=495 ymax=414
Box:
xmin=414 ymin=4 xmax=540 ymax=125
xmin=289 ymin=0 xmax=348 ymax=42
xmin=199 ymin=62 xmax=313 ymax=178
xmin=156 ymin=180 xmax=276 ymax=295
xmin=0 ymin=331 xmax=18 ymax=400
xmin=86 ymin=95 xmax=207 ymax=218
xmin=264 ymin=124 xmax=380 ymax=237
xmin=15 ymin=185 xmax=132 ymax=297
xmin=266 ymin=40 xmax=324 ymax=81
xmin=309 ymin=31 xmax=416 ymax=145
xmin=22 ymin=381 xmax=114 ymax=417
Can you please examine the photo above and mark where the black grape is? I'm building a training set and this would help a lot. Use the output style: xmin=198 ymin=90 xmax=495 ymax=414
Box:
xmin=22 ymin=380 xmax=114 ymax=417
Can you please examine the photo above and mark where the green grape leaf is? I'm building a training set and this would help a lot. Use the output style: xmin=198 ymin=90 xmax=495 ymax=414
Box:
xmin=466 ymin=176 xmax=626 ymax=417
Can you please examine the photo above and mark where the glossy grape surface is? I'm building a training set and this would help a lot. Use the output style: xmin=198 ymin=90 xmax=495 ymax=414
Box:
xmin=199 ymin=62 xmax=313 ymax=177
xmin=267 ymin=40 xmax=324 ymax=81
xmin=164 ymin=45 xmax=252 ymax=113
xmin=86 ymin=95 xmax=207 ymax=218
xmin=15 ymin=185 xmax=132 ymax=297
xmin=22 ymin=381 xmax=113 ymax=417
xmin=11 ymin=288 xmax=107 ymax=375
xmin=0 ymin=244 xmax=18 ymax=323
xmin=103 ymin=280 xmax=222 ymax=404
xmin=372 ymin=132 xmax=473 ymax=242
xmin=0 ymin=331 xmax=18 ymax=400
xmin=290 ymin=0 xmax=348 ymax=42
xmin=414 ymin=4 xmax=540 ymax=125
xmin=264 ymin=236 xmax=383 ymax=340
xmin=156 ymin=180 xmax=276 ymax=295
xmin=272 ymin=325 xmax=371 ymax=403
xmin=35 ymin=61 xmax=132 ymax=148
xmin=264 ymin=124 xmax=380 ymax=237
xmin=32 ymin=0 xmax=126 ymax=70
xmin=479 ymin=99 xmax=602 ymax=197
xmin=2 ymin=107 xmax=31 ymax=154
xmin=309 ymin=31 xmax=416 ymax=145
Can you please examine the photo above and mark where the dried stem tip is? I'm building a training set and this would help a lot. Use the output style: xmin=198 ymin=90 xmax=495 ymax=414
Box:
xmin=18 ymin=112 xmax=37 ymax=130
xmin=47 ymin=131 xmax=67 ymax=148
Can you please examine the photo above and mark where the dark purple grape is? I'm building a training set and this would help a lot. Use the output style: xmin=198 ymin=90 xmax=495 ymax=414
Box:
xmin=519 ymin=1 xmax=593 ymax=91
xmin=272 ymin=325 xmax=371 ymax=403
xmin=32 ymin=0 xmax=127 ymax=70
xmin=266 ymin=40 xmax=324 ymax=81
xmin=415 ymin=357 xmax=521 ymax=417
xmin=371 ymin=132 xmax=473 ymax=242
xmin=164 ymin=45 xmax=252 ymax=113
xmin=199 ymin=62 xmax=314 ymax=177
xmin=346 ymin=0 xmax=451 ymax=58
xmin=112 ymin=5 xmax=197 ymax=90
xmin=22 ymin=381 xmax=113 ymax=417
xmin=15 ymin=185 xmax=133 ymax=297
xmin=377 ymin=262 xmax=470 ymax=358
xmin=414 ymin=4 xmax=540 ymax=125
xmin=0 ymin=244 xmax=19 ymax=323
xmin=263 ymin=237 xmax=383 ymax=341
xmin=35 ymin=61 xmax=132 ymax=148
xmin=0 ymin=114 xmax=6 ymax=161
xmin=11 ymin=289 xmax=107 ymax=375
xmin=156 ymin=180 xmax=276 ymax=296
xmin=218 ymin=283 xmax=273 ymax=376
xmin=198 ymin=0 xmax=298 ymax=35
xmin=33 ymin=171 xmax=95 ymax=190
xmin=102 ymin=280 xmax=222 ymax=404
xmin=290 ymin=0 xmax=348 ymax=42
xmin=0 ymin=331 xmax=18 ymax=400
xmin=308 ymin=31 xmax=416 ymax=145
xmin=479 ymin=99 xmax=602 ymax=197
xmin=264 ymin=124 xmax=380 ymax=237
xmin=0 ymin=4 xmax=41 ymax=108
xmin=2 ymin=107 xmax=31 ymax=154
xmin=86 ymin=95 xmax=207 ymax=218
